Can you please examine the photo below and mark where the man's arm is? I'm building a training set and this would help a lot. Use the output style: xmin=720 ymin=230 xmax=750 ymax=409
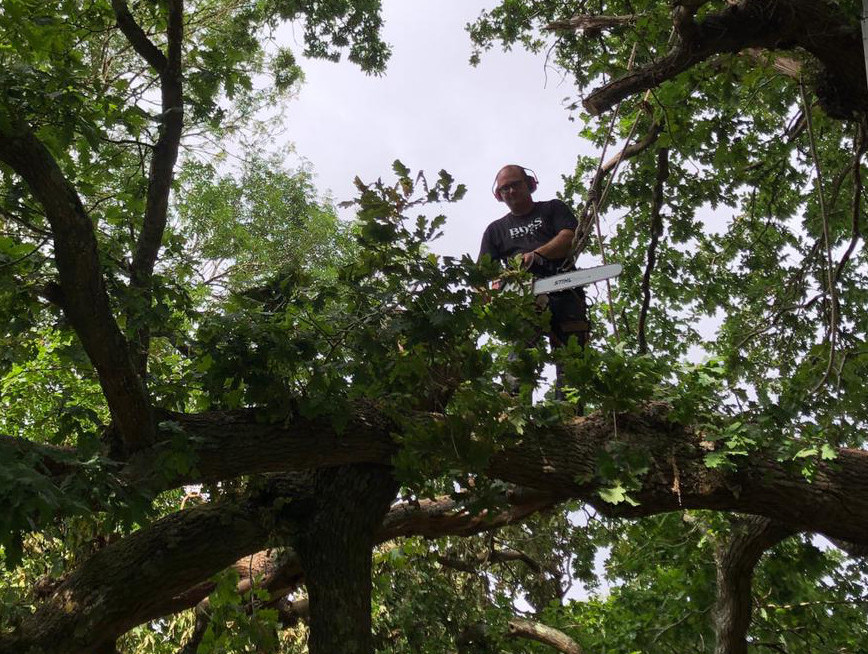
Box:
xmin=521 ymin=229 xmax=575 ymax=267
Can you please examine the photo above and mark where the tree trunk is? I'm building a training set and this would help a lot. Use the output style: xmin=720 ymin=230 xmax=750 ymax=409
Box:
xmin=713 ymin=516 xmax=794 ymax=654
xmin=293 ymin=464 xmax=397 ymax=654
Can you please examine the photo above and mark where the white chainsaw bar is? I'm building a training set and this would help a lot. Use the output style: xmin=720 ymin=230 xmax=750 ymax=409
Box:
xmin=532 ymin=263 xmax=623 ymax=295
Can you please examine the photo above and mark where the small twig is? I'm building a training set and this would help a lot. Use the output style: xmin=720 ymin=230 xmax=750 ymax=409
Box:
xmin=637 ymin=147 xmax=669 ymax=354
xmin=835 ymin=121 xmax=866 ymax=281
xmin=800 ymin=81 xmax=838 ymax=392
xmin=0 ymin=237 xmax=49 ymax=269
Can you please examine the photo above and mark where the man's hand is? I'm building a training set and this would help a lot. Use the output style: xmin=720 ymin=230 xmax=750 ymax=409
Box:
xmin=521 ymin=251 xmax=541 ymax=270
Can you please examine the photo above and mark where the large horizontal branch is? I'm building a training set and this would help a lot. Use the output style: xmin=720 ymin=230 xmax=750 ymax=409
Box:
xmin=485 ymin=404 xmax=868 ymax=545
xmin=0 ymin=122 xmax=155 ymax=452
xmin=0 ymin=473 xmax=318 ymax=654
xmin=3 ymin=480 xmax=559 ymax=654
xmin=17 ymin=398 xmax=868 ymax=549
xmin=122 ymin=404 xmax=398 ymax=493
xmin=580 ymin=0 xmax=867 ymax=119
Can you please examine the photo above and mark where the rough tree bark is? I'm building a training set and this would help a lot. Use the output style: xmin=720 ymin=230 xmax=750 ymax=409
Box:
xmin=7 ymin=404 xmax=868 ymax=652
xmin=292 ymin=464 xmax=398 ymax=654
xmin=712 ymin=517 xmax=795 ymax=654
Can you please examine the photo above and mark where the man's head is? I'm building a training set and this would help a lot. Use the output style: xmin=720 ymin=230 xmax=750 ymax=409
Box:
xmin=493 ymin=165 xmax=536 ymax=215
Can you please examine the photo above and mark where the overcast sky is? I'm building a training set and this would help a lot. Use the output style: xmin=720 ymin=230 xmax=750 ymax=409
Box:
xmin=279 ymin=0 xmax=596 ymax=260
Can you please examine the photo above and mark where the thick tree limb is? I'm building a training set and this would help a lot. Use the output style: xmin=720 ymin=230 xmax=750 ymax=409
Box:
xmin=582 ymin=0 xmax=867 ymax=119
xmin=20 ymin=401 xmax=868 ymax=546
xmin=0 ymin=122 xmax=155 ymax=452
xmin=111 ymin=0 xmax=168 ymax=72
xmin=508 ymin=617 xmax=583 ymax=654
xmin=122 ymin=404 xmax=399 ymax=493
xmin=9 ymin=402 xmax=868 ymax=653
xmin=485 ymin=404 xmax=868 ymax=546
xmin=713 ymin=517 xmax=795 ymax=654
xmin=16 ymin=400 xmax=868 ymax=547
xmin=0 ymin=487 xmax=288 ymax=654
xmin=112 ymin=0 xmax=185 ymax=374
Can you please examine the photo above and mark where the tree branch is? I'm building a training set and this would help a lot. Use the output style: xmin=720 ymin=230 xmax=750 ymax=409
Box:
xmin=835 ymin=121 xmax=866 ymax=281
xmin=16 ymin=399 xmax=868 ymax=547
xmin=10 ymin=401 xmax=868 ymax=652
xmin=122 ymin=404 xmax=399 ymax=493
xmin=545 ymin=14 xmax=637 ymax=34
xmin=583 ymin=0 xmax=867 ymax=119
xmin=1 ymin=479 xmax=296 ymax=654
xmin=0 ymin=434 xmax=77 ymax=477
xmin=638 ymin=147 xmax=669 ymax=354
xmin=508 ymin=617 xmax=583 ymax=654
xmin=573 ymin=118 xmax=663 ymax=256
xmin=829 ymin=538 xmax=868 ymax=559
xmin=671 ymin=0 xmax=706 ymax=44
xmin=742 ymin=48 xmax=802 ymax=80
xmin=110 ymin=0 xmax=167 ymax=72
xmin=122 ymin=0 xmax=185 ymax=374
xmin=0 ymin=122 xmax=155 ymax=452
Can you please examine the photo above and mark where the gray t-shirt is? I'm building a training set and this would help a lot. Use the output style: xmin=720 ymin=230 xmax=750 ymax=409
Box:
xmin=478 ymin=199 xmax=577 ymax=273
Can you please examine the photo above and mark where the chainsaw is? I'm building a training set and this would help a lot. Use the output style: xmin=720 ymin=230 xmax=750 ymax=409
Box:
xmin=532 ymin=263 xmax=622 ymax=295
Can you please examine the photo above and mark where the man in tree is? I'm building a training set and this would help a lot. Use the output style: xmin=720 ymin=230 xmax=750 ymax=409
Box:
xmin=479 ymin=164 xmax=588 ymax=398
xmin=480 ymin=165 xmax=576 ymax=274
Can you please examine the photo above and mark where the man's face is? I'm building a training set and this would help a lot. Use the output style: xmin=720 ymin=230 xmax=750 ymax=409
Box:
xmin=495 ymin=167 xmax=534 ymax=215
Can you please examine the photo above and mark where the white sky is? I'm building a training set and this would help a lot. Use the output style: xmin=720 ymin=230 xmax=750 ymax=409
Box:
xmin=279 ymin=0 xmax=596 ymax=260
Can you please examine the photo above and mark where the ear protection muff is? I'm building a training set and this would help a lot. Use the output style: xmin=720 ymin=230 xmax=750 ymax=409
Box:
xmin=492 ymin=166 xmax=539 ymax=201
